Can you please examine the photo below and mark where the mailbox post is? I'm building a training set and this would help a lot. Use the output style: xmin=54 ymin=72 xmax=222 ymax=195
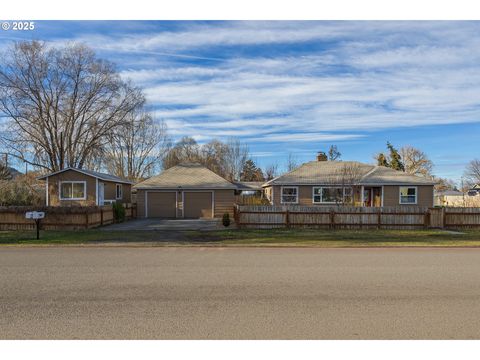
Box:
xmin=25 ymin=211 xmax=45 ymax=239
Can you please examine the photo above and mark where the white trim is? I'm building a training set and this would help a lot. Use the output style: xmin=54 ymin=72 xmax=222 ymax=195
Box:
xmin=176 ymin=191 xmax=178 ymax=217
xmin=59 ymin=181 xmax=87 ymax=201
xmin=280 ymin=186 xmax=299 ymax=204
xmin=268 ymin=182 xmax=435 ymax=187
xmin=399 ymin=186 xmax=418 ymax=205
xmin=212 ymin=191 xmax=215 ymax=218
xmin=144 ymin=190 xmax=179 ymax=218
xmin=181 ymin=191 xmax=184 ymax=218
xmin=95 ymin=178 xmax=99 ymax=205
xmin=182 ymin=190 xmax=215 ymax=219
xmin=145 ymin=190 xmax=148 ymax=218
xmin=381 ymin=185 xmax=384 ymax=207
xmin=45 ymin=177 xmax=49 ymax=206
xmin=312 ymin=186 xmax=352 ymax=204
xmin=115 ymin=183 xmax=123 ymax=200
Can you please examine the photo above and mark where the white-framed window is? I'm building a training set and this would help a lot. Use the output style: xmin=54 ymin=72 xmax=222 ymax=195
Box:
xmin=313 ymin=187 xmax=353 ymax=204
xmin=59 ymin=181 xmax=86 ymax=200
xmin=399 ymin=186 xmax=417 ymax=204
xmin=116 ymin=184 xmax=123 ymax=199
xmin=281 ymin=186 xmax=298 ymax=204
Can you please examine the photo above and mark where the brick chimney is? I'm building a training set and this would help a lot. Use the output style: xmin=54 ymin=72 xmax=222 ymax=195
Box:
xmin=316 ymin=151 xmax=328 ymax=161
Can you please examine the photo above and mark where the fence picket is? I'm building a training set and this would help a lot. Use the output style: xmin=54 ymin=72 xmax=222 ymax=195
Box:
xmin=235 ymin=205 xmax=480 ymax=230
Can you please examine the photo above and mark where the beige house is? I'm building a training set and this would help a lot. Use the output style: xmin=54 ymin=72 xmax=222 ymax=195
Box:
xmin=263 ymin=157 xmax=436 ymax=207
xmin=435 ymin=189 xmax=480 ymax=207
xmin=38 ymin=168 xmax=133 ymax=206
xmin=134 ymin=163 xmax=237 ymax=219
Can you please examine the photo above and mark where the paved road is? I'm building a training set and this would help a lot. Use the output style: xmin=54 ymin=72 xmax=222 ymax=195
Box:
xmin=1 ymin=247 xmax=480 ymax=339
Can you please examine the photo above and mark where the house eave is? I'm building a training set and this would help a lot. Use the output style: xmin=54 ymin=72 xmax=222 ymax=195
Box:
xmin=37 ymin=167 xmax=134 ymax=185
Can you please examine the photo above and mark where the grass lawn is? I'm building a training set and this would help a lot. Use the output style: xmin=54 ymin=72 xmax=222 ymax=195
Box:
xmin=1 ymin=228 xmax=480 ymax=247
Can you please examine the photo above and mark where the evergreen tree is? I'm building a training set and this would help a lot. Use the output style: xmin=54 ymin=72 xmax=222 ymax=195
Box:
xmin=386 ymin=142 xmax=405 ymax=171
xmin=328 ymin=145 xmax=341 ymax=161
xmin=240 ymin=159 xmax=265 ymax=181
xmin=376 ymin=153 xmax=389 ymax=167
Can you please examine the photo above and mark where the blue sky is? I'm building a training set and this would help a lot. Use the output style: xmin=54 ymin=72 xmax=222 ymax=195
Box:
xmin=1 ymin=21 xmax=479 ymax=181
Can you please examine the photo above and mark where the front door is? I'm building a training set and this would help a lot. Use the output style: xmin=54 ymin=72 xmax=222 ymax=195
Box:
xmin=98 ymin=182 xmax=105 ymax=206
xmin=363 ymin=188 xmax=372 ymax=207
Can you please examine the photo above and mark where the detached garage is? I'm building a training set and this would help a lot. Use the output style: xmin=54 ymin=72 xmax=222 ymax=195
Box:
xmin=134 ymin=163 xmax=237 ymax=219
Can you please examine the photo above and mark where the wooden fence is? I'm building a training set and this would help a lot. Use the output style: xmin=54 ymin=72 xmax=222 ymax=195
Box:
xmin=0 ymin=203 xmax=136 ymax=231
xmin=233 ymin=205 xmax=480 ymax=230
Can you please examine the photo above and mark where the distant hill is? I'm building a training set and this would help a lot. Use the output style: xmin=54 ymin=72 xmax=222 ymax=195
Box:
xmin=8 ymin=167 xmax=22 ymax=178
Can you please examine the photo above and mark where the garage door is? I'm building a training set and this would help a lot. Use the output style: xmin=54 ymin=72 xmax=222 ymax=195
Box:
xmin=184 ymin=192 xmax=213 ymax=218
xmin=147 ymin=192 xmax=176 ymax=218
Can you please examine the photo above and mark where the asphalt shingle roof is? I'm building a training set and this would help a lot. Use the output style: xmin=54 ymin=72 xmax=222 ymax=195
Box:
xmin=38 ymin=167 xmax=133 ymax=184
xmin=134 ymin=163 xmax=237 ymax=189
xmin=263 ymin=161 xmax=436 ymax=186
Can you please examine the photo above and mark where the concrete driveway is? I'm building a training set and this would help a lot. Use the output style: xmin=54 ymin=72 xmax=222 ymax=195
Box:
xmin=102 ymin=218 xmax=223 ymax=231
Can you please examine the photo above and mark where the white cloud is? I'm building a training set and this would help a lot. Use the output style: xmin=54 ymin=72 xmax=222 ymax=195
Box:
xmin=23 ymin=21 xmax=480 ymax=148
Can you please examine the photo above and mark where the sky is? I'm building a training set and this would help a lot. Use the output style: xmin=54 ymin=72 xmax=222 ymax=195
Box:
xmin=0 ymin=20 xmax=479 ymax=182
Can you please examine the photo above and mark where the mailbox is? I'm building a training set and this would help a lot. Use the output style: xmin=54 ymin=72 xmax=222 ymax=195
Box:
xmin=25 ymin=211 xmax=45 ymax=239
xmin=25 ymin=211 xmax=45 ymax=220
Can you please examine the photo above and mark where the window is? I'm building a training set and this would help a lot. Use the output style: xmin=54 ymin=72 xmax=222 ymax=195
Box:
xmin=399 ymin=187 xmax=417 ymax=204
xmin=313 ymin=187 xmax=353 ymax=204
xmin=281 ymin=187 xmax=298 ymax=204
xmin=116 ymin=184 xmax=123 ymax=199
xmin=59 ymin=181 xmax=86 ymax=200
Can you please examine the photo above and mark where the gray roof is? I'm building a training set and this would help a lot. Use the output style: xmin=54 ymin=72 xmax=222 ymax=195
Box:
xmin=435 ymin=190 xmax=464 ymax=196
xmin=233 ymin=181 xmax=264 ymax=191
xmin=263 ymin=161 xmax=436 ymax=186
xmin=134 ymin=163 xmax=237 ymax=190
xmin=37 ymin=167 xmax=134 ymax=184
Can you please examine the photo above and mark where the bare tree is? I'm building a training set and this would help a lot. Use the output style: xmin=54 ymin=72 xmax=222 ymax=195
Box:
xmin=201 ymin=139 xmax=230 ymax=179
xmin=286 ymin=153 xmax=298 ymax=172
xmin=400 ymin=146 xmax=433 ymax=177
xmin=162 ymin=136 xmax=202 ymax=170
xmin=162 ymin=137 xmax=249 ymax=181
xmin=224 ymin=138 xmax=249 ymax=181
xmin=433 ymin=176 xmax=457 ymax=192
xmin=264 ymin=163 xmax=279 ymax=181
xmin=464 ymin=159 xmax=480 ymax=186
xmin=103 ymin=113 xmax=171 ymax=181
xmin=330 ymin=162 xmax=364 ymax=205
xmin=0 ymin=41 xmax=144 ymax=172
xmin=0 ymin=162 xmax=11 ymax=180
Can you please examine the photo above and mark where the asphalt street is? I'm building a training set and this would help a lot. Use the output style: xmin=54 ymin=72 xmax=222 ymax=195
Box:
xmin=1 ymin=247 xmax=480 ymax=339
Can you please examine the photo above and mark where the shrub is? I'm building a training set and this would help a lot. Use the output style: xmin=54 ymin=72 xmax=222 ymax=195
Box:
xmin=112 ymin=202 xmax=126 ymax=222
xmin=0 ymin=177 xmax=44 ymax=206
xmin=222 ymin=212 xmax=231 ymax=227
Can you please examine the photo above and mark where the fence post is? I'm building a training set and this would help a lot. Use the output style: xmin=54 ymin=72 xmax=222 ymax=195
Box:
xmin=85 ymin=212 xmax=89 ymax=229
xmin=377 ymin=209 xmax=381 ymax=230
xmin=285 ymin=209 xmax=290 ymax=229
xmin=330 ymin=210 xmax=335 ymax=230
xmin=441 ymin=207 xmax=446 ymax=229
xmin=424 ymin=209 xmax=430 ymax=229
xmin=100 ymin=207 xmax=104 ymax=226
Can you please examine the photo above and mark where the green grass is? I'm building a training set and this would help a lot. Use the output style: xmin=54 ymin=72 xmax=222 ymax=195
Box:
xmin=190 ymin=229 xmax=480 ymax=247
xmin=0 ymin=230 xmax=177 ymax=245
xmin=1 ymin=228 xmax=480 ymax=247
